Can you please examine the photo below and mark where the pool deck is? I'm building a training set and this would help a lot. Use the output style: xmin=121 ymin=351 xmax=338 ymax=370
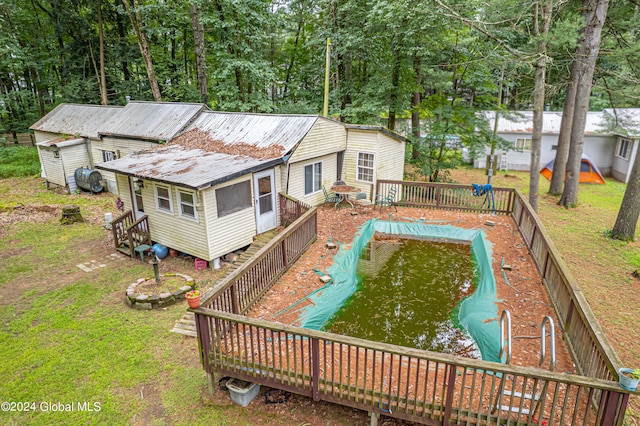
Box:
xmin=248 ymin=205 xmax=575 ymax=373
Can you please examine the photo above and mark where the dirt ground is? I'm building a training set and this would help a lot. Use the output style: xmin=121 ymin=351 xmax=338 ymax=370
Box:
xmin=251 ymin=204 xmax=575 ymax=374
xmin=0 ymin=176 xmax=623 ymax=425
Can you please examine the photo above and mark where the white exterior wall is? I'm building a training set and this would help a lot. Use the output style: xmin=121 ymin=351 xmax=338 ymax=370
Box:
xmin=93 ymin=137 xmax=157 ymax=194
xmin=474 ymin=133 xmax=617 ymax=175
xmin=34 ymin=130 xmax=62 ymax=143
xmin=287 ymin=153 xmax=339 ymax=206
xmin=612 ymin=138 xmax=639 ymax=183
xmin=343 ymin=129 xmax=405 ymax=199
xmin=204 ymin=175 xmax=257 ymax=260
xmin=115 ymin=174 xmax=210 ymax=259
xmin=288 ymin=118 xmax=346 ymax=163
xmin=39 ymin=149 xmax=65 ymax=187
xmin=61 ymin=143 xmax=92 ymax=185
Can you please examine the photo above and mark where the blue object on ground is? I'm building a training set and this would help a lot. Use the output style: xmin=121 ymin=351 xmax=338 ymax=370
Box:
xmin=151 ymin=243 xmax=168 ymax=259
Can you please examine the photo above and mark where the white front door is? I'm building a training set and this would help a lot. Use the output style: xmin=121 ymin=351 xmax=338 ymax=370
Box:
xmin=129 ymin=177 xmax=145 ymax=220
xmin=254 ymin=169 xmax=277 ymax=234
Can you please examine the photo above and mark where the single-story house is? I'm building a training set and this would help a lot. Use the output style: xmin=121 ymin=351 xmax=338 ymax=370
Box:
xmin=30 ymin=101 xmax=208 ymax=193
xmin=94 ymin=109 xmax=406 ymax=263
xmin=30 ymin=104 xmax=123 ymax=190
xmin=469 ymin=109 xmax=640 ymax=183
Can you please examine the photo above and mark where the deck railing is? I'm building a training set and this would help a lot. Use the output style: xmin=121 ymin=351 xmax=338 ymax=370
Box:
xmin=375 ymin=179 xmax=515 ymax=215
xmin=511 ymin=191 xmax=624 ymax=382
xmin=279 ymin=192 xmax=311 ymax=227
xmin=194 ymin=181 xmax=633 ymax=425
xmin=199 ymin=206 xmax=317 ymax=314
xmin=111 ymin=210 xmax=151 ymax=258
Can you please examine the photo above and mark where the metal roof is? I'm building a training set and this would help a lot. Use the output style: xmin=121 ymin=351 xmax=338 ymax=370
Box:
xmin=29 ymin=104 xmax=123 ymax=138
xmin=96 ymin=145 xmax=281 ymax=190
xmin=180 ymin=111 xmax=319 ymax=152
xmin=344 ymin=124 xmax=408 ymax=143
xmin=481 ymin=111 xmax=609 ymax=135
xmin=602 ymin=108 xmax=640 ymax=137
xmin=98 ymin=101 xmax=208 ymax=141
xmin=36 ymin=137 xmax=85 ymax=148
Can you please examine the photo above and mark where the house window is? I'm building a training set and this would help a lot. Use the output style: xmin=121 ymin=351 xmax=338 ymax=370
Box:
xmin=304 ymin=162 xmax=322 ymax=195
xmin=514 ymin=138 xmax=532 ymax=151
xmin=617 ymin=138 xmax=631 ymax=160
xmin=102 ymin=150 xmax=117 ymax=162
xmin=216 ymin=181 xmax=252 ymax=218
xmin=357 ymin=152 xmax=375 ymax=183
xmin=53 ymin=150 xmax=60 ymax=159
xmin=178 ymin=190 xmax=197 ymax=220
xmin=155 ymin=185 xmax=173 ymax=213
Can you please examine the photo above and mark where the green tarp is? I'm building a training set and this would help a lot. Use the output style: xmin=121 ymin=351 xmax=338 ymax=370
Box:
xmin=297 ymin=219 xmax=502 ymax=363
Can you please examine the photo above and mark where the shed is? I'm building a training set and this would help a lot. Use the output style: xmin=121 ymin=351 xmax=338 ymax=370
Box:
xmin=35 ymin=137 xmax=91 ymax=191
xmin=30 ymin=104 xmax=122 ymax=191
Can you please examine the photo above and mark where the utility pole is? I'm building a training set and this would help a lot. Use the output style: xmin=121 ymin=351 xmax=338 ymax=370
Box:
xmin=323 ymin=38 xmax=331 ymax=118
xmin=488 ymin=67 xmax=505 ymax=184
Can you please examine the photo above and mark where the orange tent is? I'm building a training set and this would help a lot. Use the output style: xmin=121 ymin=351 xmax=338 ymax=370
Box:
xmin=540 ymin=154 xmax=605 ymax=184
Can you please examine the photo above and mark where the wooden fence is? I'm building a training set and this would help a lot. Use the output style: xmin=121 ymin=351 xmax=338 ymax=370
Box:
xmin=375 ymin=179 xmax=515 ymax=215
xmin=278 ymin=192 xmax=311 ymax=227
xmin=0 ymin=133 xmax=35 ymax=146
xmin=194 ymin=183 xmax=633 ymax=425
xmin=511 ymin=191 xmax=623 ymax=382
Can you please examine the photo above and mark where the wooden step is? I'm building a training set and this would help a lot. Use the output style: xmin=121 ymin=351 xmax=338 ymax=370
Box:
xmin=169 ymin=231 xmax=278 ymax=338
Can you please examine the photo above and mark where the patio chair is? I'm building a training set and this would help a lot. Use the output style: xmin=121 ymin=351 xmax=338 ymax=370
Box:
xmin=374 ymin=186 xmax=398 ymax=212
xmin=322 ymin=186 xmax=340 ymax=205
xmin=354 ymin=192 xmax=373 ymax=209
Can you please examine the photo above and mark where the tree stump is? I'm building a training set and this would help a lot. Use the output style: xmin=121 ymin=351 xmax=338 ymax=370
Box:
xmin=60 ymin=205 xmax=84 ymax=225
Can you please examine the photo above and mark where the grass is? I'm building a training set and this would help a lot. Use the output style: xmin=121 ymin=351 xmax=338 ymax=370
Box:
xmin=449 ymin=167 xmax=640 ymax=422
xmin=1 ymin=171 xmax=638 ymax=424
xmin=0 ymin=146 xmax=40 ymax=178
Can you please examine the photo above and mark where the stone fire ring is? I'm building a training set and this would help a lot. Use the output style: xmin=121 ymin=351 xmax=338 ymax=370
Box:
xmin=125 ymin=273 xmax=195 ymax=310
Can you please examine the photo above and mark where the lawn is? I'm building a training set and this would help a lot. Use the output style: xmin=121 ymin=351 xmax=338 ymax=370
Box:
xmin=449 ymin=167 xmax=640 ymax=422
xmin=0 ymin=168 xmax=638 ymax=425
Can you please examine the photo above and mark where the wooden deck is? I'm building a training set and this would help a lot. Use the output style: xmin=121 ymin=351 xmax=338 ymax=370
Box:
xmin=170 ymin=230 xmax=279 ymax=337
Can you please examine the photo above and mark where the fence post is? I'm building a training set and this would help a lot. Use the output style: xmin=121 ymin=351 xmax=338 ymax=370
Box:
xmin=231 ymin=283 xmax=240 ymax=314
xmin=443 ymin=364 xmax=457 ymax=423
xmin=281 ymin=239 xmax=288 ymax=268
xmin=311 ymin=338 xmax=320 ymax=401
xmin=598 ymin=390 xmax=628 ymax=426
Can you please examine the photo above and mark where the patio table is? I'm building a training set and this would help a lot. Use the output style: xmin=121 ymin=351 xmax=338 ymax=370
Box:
xmin=330 ymin=185 xmax=360 ymax=209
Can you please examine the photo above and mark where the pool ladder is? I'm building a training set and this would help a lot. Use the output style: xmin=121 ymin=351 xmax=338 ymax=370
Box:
xmin=494 ymin=310 xmax=556 ymax=418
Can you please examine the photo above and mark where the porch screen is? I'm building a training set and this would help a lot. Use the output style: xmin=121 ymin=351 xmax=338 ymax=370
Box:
xmin=216 ymin=181 xmax=252 ymax=217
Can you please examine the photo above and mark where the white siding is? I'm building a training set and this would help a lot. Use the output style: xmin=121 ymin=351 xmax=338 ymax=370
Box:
xmin=147 ymin=183 xmax=209 ymax=260
xmin=61 ymin=144 xmax=92 ymax=183
xmin=474 ymin=133 xmax=617 ymax=175
xmin=115 ymin=174 xmax=211 ymax=260
xmin=612 ymin=138 xmax=638 ymax=183
xmin=205 ymin=176 xmax=257 ymax=260
xmin=287 ymin=153 xmax=339 ymax=206
xmin=288 ymin=118 xmax=346 ymax=163
xmin=92 ymin=136 xmax=157 ymax=194
xmin=343 ymin=129 xmax=404 ymax=199
xmin=39 ymin=149 xmax=65 ymax=187
xmin=116 ymin=175 xmax=132 ymax=210
xmin=34 ymin=131 xmax=61 ymax=143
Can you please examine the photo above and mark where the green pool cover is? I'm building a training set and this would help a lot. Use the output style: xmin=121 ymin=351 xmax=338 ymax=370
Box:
xmin=297 ymin=219 xmax=502 ymax=363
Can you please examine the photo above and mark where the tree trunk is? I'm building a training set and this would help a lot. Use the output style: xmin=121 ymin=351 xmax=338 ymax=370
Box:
xmin=411 ymin=55 xmax=422 ymax=159
xmin=388 ymin=47 xmax=401 ymax=131
xmin=529 ymin=0 xmax=553 ymax=212
xmin=190 ymin=2 xmax=208 ymax=104
xmin=559 ymin=0 xmax=609 ymax=208
xmin=98 ymin=0 xmax=108 ymax=105
xmin=122 ymin=0 xmax=162 ymax=101
xmin=611 ymin=142 xmax=640 ymax=240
